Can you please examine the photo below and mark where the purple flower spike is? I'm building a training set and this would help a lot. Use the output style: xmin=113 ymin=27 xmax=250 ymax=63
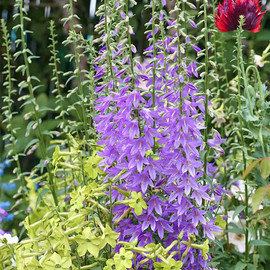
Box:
xmin=93 ymin=5 xmax=226 ymax=268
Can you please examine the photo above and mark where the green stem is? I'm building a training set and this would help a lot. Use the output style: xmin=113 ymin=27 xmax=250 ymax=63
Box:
xmin=151 ymin=0 xmax=157 ymax=152
xmin=220 ymin=38 xmax=229 ymax=90
xmin=203 ymin=0 xmax=209 ymax=185
xmin=182 ymin=1 xmax=188 ymax=60
xmin=49 ymin=20 xmax=67 ymax=130
xmin=151 ymin=0 xmax=156 ymax=109
xmin=18 ymin=0 xmax=58 ymax=206
xmin=126 ymin=0 xmax=135 ymax=88
xmin=175 ymin=0 xmax=183 ymax=114
xmin=159 ymin=22 xmax=168 ymax=94
xmin=109 ymin=184 xmax=113 ymax=229
xmin=1 ymin=19 xmax=27 ymax=212
xmin=245 ymin=65 xmax=263 ymax=105
xmin=69 ymin=0 xmax=89 ymax=141
xmin=236 ymin=18 xmax=248 ymax=266
xmin=104 ymin=0 xmax=115 ymax=94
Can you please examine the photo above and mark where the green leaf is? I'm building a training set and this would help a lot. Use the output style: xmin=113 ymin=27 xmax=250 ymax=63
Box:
xmin=112 ymin=186 xmax=129 ymax=197
xmin=36 ymin=188 xmax=50 ymax=207
xmin=25 ymin=121 xmax=36 ymax=137
xmin=235 ymin=261 xmax=247 ymax=270
xmin=257 ymin=207 xmax=270 ymax=221
xmin=249 ymin=240 xmax=270 ymax=246
xmin=24 ymin=138 xmax=39 ymax=153
xmin=227 ymin=222 xmax=245 ymax=234
xmin=243 ymin=159 xmax=262 ymax=179
xmin=260 ymin=158 xmax=270 ymax=179
xmin=233 ymin=205 xmax=246 ymax=220
xmin=252 ymin=186 xmax=268 ymax=213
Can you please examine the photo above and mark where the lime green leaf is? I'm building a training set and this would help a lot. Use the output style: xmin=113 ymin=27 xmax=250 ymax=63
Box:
xmin=260 ymin=158 xmax=270 ymax=179
xmin=249 ymin=240 xmax=270 ymax=246
xmin=252 ymin=186 xmax=269 ymax=213
xmin=257 ymin=207 xmax=270 ymax=221
xmin=201 ymin=239 xmax=209 ymax=260
xmin=214 ymin=215 xmax=226 ymax=230
xmin=235 ymin=261 xmax=247 ymax=270
xmin=112 ymin=186 xmax=129 ymax=197
xmin=35 ymin=188 xmax=49 ymax=207
xmin=243 ymin=159 xmax=262 ymax=179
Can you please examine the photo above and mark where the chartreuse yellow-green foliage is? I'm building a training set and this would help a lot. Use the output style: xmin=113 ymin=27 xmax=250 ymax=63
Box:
xmin=0 ymin=135 xmax=211 ymax=270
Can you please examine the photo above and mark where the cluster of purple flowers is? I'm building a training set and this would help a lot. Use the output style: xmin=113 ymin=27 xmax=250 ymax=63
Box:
xmin=0 ymin=160 xmax=15 ymax=227
xmin=0 ymin=202 xmax=14 ymax=223
xmin=0 ymin=159 xmax=11 ymax=176
xmin=93 ymin=1 xmax=225 ymax=269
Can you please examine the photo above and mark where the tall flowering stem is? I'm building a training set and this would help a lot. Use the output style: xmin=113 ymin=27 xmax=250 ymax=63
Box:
xmin=104 ymin=0 xmax=115 ymax=94
xmin=125 ymin=0 xmax=135 ymax=86
xmin=67 ymin=0 xmax=89 ymax=138
xmin=203 ymin=0 xmax=209 ymax=184
xmin=151 ymin=0 xmax=157 ymax=109
xmin=236 ymin=15 xmax=248 ymax=265
xmin=175 ymin=0 xmax=184 ymax=113
xmin=1 ymin=19 xmax=27 ymax=212
xmin=49 ymin=20 xmax=67 ymax=131
xmin=15 ymin=0 xmax=58 ymax=206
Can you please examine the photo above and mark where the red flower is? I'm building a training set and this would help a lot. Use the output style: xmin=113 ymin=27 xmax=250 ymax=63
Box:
xmin=215 ymin=0 xmax=266 ymax=32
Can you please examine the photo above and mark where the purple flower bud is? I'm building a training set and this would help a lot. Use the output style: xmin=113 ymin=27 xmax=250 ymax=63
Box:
xmin=131 ymin=44 xmax=137 ymax=54
xmin=64 ymin=195 xmax=71 ymax=202
xmin=159 ymin=12 xmax=163 ymax=21
xmin=120 ymin=11 xmax=126 ymax=19
xmin=189 ymin=19 xmax=197 ymax=28
xmin=116 ymin=68 xmax=126 ymax=78
xmin=192 ymin=45 xmax=202 ymax=52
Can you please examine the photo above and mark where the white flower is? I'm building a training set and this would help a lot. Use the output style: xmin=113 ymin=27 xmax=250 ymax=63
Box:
xmin=230 ymin=180 xmax=254 ymax=204
xmin=254 ymin=54 xmax=264 ymax=68
xmin=230 ymin=180 xmax=245 ymax=200
xmin=228 ymin=220 xmax=253 ymax=254
xmin=0 ymin=234 xmax=19 ymax=247
xmin=229 ymin=230 xmax=246 ymax=253
xmin=227 ymin=210 xmax=239 ymax=223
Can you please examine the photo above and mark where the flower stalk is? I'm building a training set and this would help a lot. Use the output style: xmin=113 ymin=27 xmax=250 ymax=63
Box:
xmin=16 ymin=0 xmax=58 ymax=206
xmin=203 ymin=0 xmax=210 ymax=185
xmin=1 ymin=19 xmax=27 ymax=212
xmin=236 ymin=16 xmax=248 ymax=265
